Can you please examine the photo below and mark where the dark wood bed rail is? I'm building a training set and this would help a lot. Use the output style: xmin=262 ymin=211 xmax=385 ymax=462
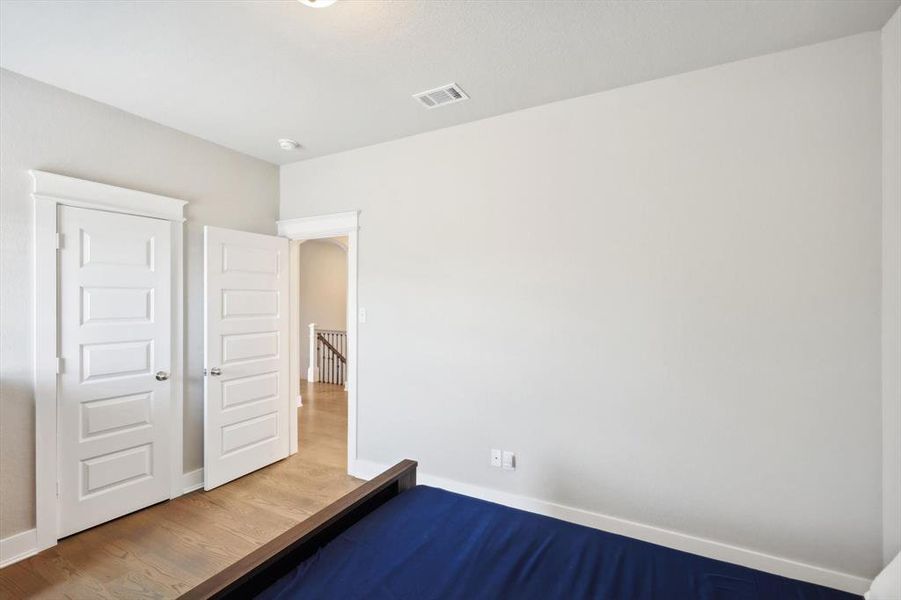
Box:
xmin=181 ymin=460 xmax=418 ymax=599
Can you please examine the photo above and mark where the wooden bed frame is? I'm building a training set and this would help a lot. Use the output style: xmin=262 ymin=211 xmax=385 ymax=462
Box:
xmin=181 ymin=460 xmax=418 ymax=599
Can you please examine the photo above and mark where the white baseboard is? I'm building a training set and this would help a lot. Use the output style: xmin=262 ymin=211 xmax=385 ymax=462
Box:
xmin=3 ymin=470 xmax=204 ymax=569
xmin=4 ymin=462 xmax=870 ymax=593
xmin=0 ymin=528 xmax=38 ymax=568
xmin=182 ymin=468 xmax=204 ymax=494
xmin=349 ymin=459 xmax=871 ymax=596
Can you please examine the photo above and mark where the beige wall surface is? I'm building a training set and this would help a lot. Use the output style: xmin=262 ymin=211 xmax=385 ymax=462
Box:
xmin=881 ymin=6 xmax=901 ymax=565
xmin=0 ymin=69 xmax=279 ymax=538
xmin=281 ymin=34 xmax=884 ymax=576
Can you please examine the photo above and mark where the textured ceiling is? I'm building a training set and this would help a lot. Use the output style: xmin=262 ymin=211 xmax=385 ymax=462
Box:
xmin=1 ymin=0 xmax=898 ymax=165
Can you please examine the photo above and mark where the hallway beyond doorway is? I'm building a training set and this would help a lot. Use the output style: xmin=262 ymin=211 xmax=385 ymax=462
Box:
xmin=298 ymin=380 xmax=348 ymax=471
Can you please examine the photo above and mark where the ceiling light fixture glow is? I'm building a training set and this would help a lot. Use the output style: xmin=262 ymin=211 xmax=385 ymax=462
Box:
xmin=278 ymin=138 xmax=302 ymax=151
xmin=298 ymin=0 xmax=337 ymax=7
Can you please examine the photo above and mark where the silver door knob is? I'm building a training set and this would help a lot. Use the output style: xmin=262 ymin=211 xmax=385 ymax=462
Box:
xmin=209 ymin=367 xmax=222 ymax=376
xmin=155 ymin=371 xmax=170 ymax=381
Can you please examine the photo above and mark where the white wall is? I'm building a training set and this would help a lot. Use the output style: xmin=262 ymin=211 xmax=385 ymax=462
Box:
xmin=298 ymin=239 xmax=348 ymax=376
xmin=0 ymin=68 xmax=279 ymax=538
xmin=281 ymin=33 xmax=883 ymax=577
xmin=882 ymin=6 xmax=901 ymax=565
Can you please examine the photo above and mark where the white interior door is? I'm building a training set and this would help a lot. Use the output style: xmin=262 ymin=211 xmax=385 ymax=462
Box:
xmin=204 ymin=226 xmax=290 ymax=490
xmin=58 ymin=205 xmax=172 ymax=537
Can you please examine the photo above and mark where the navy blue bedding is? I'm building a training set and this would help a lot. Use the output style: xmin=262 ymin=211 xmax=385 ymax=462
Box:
xmin=257 ymin=486 xmax=860 ymax=600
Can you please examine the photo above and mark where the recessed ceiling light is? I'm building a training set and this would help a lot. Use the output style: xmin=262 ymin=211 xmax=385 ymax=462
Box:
xmin=278 ymin=138 xmax=302 ymax=151
xmin=298 ymin=0 xmax=337 ymax=7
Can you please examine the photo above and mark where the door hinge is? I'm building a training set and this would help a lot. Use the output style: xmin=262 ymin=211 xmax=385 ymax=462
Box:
xmin=56 ymin=357 xmax=64 ymax=374
xmin=56 ymin=233 xmax=64 ymax=250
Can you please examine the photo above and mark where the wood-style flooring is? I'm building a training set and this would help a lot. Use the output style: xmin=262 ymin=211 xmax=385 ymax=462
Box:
xmin=0 ymin=381 xmax=357 ymax=600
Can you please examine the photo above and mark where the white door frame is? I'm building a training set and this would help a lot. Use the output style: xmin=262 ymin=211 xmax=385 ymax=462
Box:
xmin=31 ymin=170 xmax=187 ymax=551
xmin=277 ymin=212 xmax=359 ymax=471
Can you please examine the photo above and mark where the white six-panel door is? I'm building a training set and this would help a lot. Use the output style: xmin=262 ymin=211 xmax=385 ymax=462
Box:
xmin=57 ymin=206 xmax=172 ymax=537
xmin=203 ymin=226 xmax=290 ymax=490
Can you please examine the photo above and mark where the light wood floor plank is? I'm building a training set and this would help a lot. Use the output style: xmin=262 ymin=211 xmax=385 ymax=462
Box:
xmin=0 ymin=382 xmax=357 ymax=600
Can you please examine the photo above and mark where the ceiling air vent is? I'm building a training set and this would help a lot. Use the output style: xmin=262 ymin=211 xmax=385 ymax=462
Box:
xmin=413 ymin=83 xmax=469 ymax=109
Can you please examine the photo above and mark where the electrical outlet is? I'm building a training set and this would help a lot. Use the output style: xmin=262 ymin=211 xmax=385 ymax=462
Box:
xmin=502 ymin=451 xmax=516 ymax=471
xmin=490 ymin=449 xmax=502 ymax=468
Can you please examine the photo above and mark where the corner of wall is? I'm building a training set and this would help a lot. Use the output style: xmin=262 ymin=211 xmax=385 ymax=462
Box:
xmin=881 ymin=5 xmax=901 ymax=566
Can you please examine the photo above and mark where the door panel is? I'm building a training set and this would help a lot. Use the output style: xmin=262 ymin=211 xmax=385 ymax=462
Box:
xmin=204 ymin=227 xmax=289 ymax=490
xmin=81 ymin=444 xmax=153 ymax=496
xmin=80 ymin=392 xmax=152 ymax=438
xmin=81 ymin=286 xmax=154 ymax=324
xmin=58 ymin=206 xmax=171 ymax=537
xmin=81 ymin=340 xmax=154 ymax=381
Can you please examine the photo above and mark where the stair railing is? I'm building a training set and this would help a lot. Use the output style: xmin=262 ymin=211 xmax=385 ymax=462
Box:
xmin=307 ymin=323 xmax=347 ymax=385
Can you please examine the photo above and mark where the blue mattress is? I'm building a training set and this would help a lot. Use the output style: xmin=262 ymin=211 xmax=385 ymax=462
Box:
xmin=257 ymin=485 xmax=860 ymax=600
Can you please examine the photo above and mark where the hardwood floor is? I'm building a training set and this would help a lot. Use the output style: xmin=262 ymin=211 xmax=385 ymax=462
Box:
xmin=0 ymin=381 xmax=357 ymax=600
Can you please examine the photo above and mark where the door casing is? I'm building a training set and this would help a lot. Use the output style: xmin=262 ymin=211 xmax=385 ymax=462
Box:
xmin=31 ymin=170 xmax=186 ymax=552
xmin=277 ymin=211 xmax=359 ymax=474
